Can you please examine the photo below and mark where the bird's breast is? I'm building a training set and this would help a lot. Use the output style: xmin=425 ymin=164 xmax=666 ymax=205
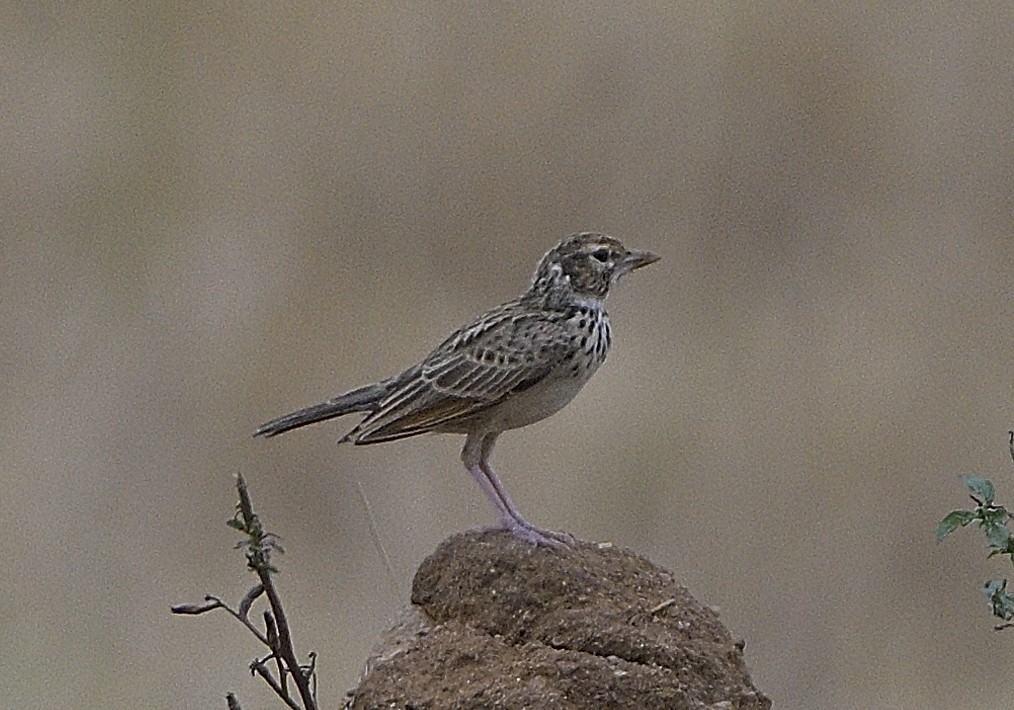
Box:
xmin=570 ymin=309 xmax=610 ymax=376
xmin=479 ymin=310 xmax=611 ymax=432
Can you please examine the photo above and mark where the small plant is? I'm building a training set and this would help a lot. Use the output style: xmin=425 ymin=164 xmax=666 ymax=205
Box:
xmin=173 ymin=474 xmax=318 ymax=709
xmin=937 ymin=432 xmax=1014 ymax=630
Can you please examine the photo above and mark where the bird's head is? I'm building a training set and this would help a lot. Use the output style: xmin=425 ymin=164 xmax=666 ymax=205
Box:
xmin=529 ymin=233 xmax=659 ymax=301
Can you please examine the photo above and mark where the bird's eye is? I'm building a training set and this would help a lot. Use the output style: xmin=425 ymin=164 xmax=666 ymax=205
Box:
xmin=591 ymin=248 xmax=610 ymax=263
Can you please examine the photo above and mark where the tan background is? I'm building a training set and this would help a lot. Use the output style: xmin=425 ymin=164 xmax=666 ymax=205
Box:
xmin=3 ymin=3 xmax=1013 ymax=708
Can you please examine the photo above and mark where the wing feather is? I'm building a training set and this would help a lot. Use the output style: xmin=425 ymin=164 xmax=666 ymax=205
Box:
xmin=349 ymin=306 xmax=572 ymax=443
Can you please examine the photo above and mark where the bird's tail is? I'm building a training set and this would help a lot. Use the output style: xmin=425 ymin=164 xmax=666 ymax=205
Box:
xmin=253 ymin=382 xmax=389 ymax=438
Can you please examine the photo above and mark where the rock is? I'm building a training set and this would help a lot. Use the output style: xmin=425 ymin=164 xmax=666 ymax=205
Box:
xmin=346 ymin=530 xmax=770 ymax=709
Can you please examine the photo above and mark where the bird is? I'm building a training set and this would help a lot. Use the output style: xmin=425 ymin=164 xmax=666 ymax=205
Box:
xmin=254 ymin=233 xmax=659 ymax=547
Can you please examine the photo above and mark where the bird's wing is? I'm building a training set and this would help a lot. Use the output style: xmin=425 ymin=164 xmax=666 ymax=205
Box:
xmin=350 ymin=306 xmax=571 ymax=443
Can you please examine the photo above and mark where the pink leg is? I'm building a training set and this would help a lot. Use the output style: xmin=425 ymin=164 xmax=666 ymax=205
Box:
xmin=470 ymin=461 xmax=572 ymax=548
xmin=465 ymin=463 xmax=517 ymax=525
xmin=462 ymin=431 xmax=570 ymax=547
xmin=477 ymin=461 xmax=526 ymax=524
xmin=466 ymin=463 xmax=568 ymax=548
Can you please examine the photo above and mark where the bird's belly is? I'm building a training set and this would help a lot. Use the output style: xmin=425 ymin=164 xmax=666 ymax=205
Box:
xmin=486 ymin=364 xmax=597 ymax=431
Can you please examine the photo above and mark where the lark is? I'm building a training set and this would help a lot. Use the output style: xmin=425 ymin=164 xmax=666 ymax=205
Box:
xmin=254 ymin=233 xmax=659 ymax=546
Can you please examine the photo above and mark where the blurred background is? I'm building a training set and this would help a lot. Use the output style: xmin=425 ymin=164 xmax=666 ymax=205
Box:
xmin=3 ymin=3 xmax=1012 ymax=708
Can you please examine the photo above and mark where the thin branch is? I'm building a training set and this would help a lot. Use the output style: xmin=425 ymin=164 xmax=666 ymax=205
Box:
xmin=265 ymin=611 xmax=288 ymax=697
xmin=250 ymin=658 xmax=302 ymax=710
xmin=171 ymin=597 xmax=224 ymax=615
xmin=306 ymin=652 xmax=318 ymax=701
xmin=254 ymin=565 xmax=314 ymax=708
xmin=172 ymin=593 xmax=272 ymax=647
xmin=235 ymin=474 xmax=317 ymax=710
xmin=238 ymin=584 xmax=264 ymax=619
xmin=174 ymin=474 xmax=318 ymax=709
xmin=215 ymin=596 xmax=272 ymax=647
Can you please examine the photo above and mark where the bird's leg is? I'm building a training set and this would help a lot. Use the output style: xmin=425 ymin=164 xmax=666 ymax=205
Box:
xmin=476 ymin=459 xmax=572 ymax=547
xmin=463 ymin=463 xmax=531 ymax=528
xmin=471 ymin=459 xmax=527 ymax=526
xmin=480 ymin=430 xmax=575 ymax=547
xmin=461 ymin=433 xmax=567 ymax=547
xmin=462 ymin=433 xmax=513 ymax=521
xmin=474 ymin=432 xmax=530 ymax=526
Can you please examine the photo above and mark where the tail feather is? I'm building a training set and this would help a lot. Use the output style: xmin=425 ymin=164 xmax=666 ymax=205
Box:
xmin=253 ymin=382 xmax=388 ymax=438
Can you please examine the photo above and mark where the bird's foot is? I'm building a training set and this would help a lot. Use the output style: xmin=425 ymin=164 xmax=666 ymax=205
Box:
xmin=500 ymin=517 xmax=573 ymax=549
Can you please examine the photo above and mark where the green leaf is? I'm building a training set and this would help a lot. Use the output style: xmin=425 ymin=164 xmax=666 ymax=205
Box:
xmin=937 ymin=510 xmax=976 ymax=541
xmin=963 ymin=475 xmax=995 ymax=505
xmin=983 ymin=578 xmax=1006 ymax=597
xmin=983 ymin=579 xmax=1014 ymax=622
xmin=984 ymin=521 xmax=1012 ymax=549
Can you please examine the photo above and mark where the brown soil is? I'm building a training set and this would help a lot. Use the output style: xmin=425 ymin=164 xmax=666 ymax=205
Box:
xmin=345 ymin=530 xmax=770 ymax=709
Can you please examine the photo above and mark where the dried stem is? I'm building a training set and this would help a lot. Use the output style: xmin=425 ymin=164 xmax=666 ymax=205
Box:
xmin=173 ymin=474 xmax=318 ymax=710
xmin=234 ymin=474 xmax=317 ymax=709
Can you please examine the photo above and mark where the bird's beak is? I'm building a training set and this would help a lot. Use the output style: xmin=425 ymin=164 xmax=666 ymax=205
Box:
xmin=620 ymin=248 xmax=660 ymax=274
